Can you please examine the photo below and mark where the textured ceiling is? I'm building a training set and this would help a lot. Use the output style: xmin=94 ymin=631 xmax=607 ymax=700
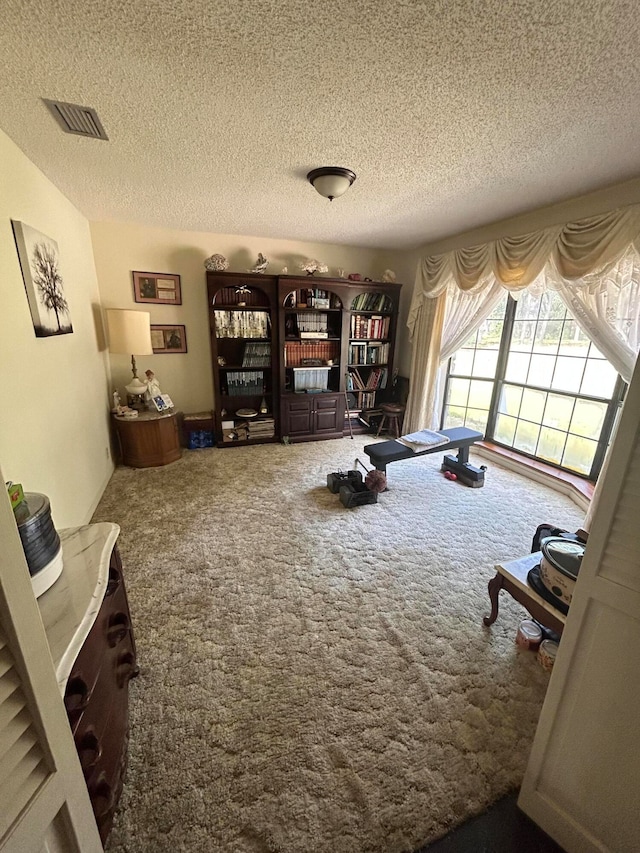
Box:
xmin=2 ymin=0 xmax=640 ymax=249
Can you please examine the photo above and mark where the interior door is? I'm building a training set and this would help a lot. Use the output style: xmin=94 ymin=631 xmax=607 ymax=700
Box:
xmin=0 ymin=473 xmax=102 ymax=853
xmin=518 ymin=358 xmax=640 ymax=852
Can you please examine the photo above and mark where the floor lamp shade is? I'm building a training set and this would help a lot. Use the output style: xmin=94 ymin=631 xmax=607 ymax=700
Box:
xmin=106 ymin=309 xmax=153 ymax=355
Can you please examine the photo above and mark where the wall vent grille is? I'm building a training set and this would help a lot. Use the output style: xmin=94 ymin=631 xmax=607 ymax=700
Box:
xmin=42 ymin=99 xmax=108 ymax=140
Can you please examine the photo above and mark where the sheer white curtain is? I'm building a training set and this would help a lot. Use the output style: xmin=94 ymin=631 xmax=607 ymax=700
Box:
xmin=430 ymin=278 xmax=505 ymax=428
xmin=555 ymin=245 xmax=640 ymax=383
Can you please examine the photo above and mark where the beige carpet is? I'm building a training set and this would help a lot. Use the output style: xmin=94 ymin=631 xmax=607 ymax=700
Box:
xmin=93 ymin=436 xmax=584 ymax=853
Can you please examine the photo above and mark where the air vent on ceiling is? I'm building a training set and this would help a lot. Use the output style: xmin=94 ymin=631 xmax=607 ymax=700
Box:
xmin=42 ymin=98 xmax=108 ymax=140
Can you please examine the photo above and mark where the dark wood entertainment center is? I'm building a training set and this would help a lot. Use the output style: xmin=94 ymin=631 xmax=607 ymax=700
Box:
xmin=206 ymin=272 xmax=402 ymax=445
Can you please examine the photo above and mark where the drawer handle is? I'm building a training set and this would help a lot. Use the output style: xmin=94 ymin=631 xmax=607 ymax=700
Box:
xmin=116 ymin=652 xmax=137 ymax=688
xmin=77 ymin=729 xmax=102 ymax=778
xmin=106 ymin=566 xmax=121 ymax=596
xmin=106 ymin=612 xmax=130 ymax=647
xmin=64 ymin=676 xmax=91 ymax=718
xmin=90 ymin=776 xmax=115 ymax=820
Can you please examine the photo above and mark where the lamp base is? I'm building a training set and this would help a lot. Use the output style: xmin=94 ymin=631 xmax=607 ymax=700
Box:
xmin=127 ymin=393 xmax=146 ymax=411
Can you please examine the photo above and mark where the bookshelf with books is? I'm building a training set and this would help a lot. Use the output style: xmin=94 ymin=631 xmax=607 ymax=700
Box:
xmin=345 ymin=289 xmax=399 ymax=431
xmin=207 ymin=272 xmax=279 ymax=446
xmin=278 ymin=277 xmax=402 ymax=441
xmin=206 ymin=274 xmax=401 ymax=445
xmin=278 ymin=280 xmax=345 ymax=441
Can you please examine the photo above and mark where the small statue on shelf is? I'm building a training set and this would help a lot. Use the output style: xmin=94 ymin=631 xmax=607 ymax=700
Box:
xmin=249 ymin=253 xmax=269 ymax=273
xmin=382 ymin=269 xmax=397 ymax=283
xmin=144 ymin=370 xmax=162 ymax=409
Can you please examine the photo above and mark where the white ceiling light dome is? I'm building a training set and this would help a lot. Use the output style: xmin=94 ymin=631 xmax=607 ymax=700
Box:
xmin=307 ymin=167 xmax=356 ymax=201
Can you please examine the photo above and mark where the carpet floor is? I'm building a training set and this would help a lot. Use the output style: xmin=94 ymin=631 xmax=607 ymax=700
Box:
xmin=93 ymin=436 xmax=584 ymax=853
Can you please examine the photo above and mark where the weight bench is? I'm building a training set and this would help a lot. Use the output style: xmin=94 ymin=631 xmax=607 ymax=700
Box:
xmin=364 ymin=426 xmax=485 ymax=487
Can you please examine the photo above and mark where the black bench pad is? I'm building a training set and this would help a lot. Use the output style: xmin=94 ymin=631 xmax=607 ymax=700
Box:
xmin=364 ymin=427 xmax=483 ymax=472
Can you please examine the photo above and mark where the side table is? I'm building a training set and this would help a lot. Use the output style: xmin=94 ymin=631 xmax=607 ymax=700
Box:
xmin=483 ymin=551 xmax=566 ymax=636
xmin=112 ymin=410 xmax=181 ymax=467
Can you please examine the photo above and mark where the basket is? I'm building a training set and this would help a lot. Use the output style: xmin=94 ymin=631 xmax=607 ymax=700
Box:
xmin=339 ymin=481 xmax=378 ymax=508
xmin=327 ymin=470 xmax=362 ymax=494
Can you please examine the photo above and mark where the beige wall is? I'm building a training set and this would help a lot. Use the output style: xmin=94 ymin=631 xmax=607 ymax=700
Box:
xmin=0 ymin=130 xmax=113 ymax=527
xmin=91 ymin=221 xmax=404 ymax=413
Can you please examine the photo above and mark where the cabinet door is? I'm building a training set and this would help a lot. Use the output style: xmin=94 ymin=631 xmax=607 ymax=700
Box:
xmin=313 ymin=394 xmax=344 ymax=435
xmin=283 ymin=397 xmax=312 ymax=436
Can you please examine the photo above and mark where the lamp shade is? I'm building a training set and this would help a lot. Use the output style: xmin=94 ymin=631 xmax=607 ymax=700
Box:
xmin=307 ymin=167 xmax=356 ymax=201
xmin=106 ymin=309 xmax=153 ymax=355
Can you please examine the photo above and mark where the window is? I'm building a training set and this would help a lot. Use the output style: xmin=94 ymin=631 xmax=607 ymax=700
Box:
xmin=442 ymin=291 xmax=626 ymax=479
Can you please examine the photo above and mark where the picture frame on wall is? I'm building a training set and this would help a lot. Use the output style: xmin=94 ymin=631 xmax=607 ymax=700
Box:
xmin=11 ymin=220 xmax=74 ymax=337
xmin=150 ymin=324 xmax=187 ymax=353
xmin=132 ymin=271 xmax=182 ymax=305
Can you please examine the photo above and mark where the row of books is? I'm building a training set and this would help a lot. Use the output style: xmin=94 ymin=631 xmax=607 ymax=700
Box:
xmin=350 ymin=314 xmax=390 ymax=340
xmin=347 ymin=391 xmax=377 ymax=411
xmin=242 ymin=341 xmax=271 ymax=367
xmin=284 ymin=340 xmax=339 ymax=366
xmin=348 ymin=341 xmax=390 ymax=365
xmin=225 ymin=370 xmax=264 ymax=396
xmin=296 ymin=312 xmax=329 ymax=336
xmin=215 ymin=310 xmax=270 ymax=339
xmin=350 ymin=292 xmax=392 ymax=312
xmin=346 ymin=366 xmax=388 ymax=391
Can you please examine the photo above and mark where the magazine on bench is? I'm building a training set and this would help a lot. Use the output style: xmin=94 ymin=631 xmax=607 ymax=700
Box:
xmin=396 ymin=429 xmax=450 ymax=453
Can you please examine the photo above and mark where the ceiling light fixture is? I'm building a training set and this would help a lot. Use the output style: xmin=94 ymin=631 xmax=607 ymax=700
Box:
xmin=307 ymin=167 xmax=356 ymax=201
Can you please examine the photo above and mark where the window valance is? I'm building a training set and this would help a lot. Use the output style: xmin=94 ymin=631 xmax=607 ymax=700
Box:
xmin=405 ymin=202 xmax=640 ymax=439
xmin=409 ymin=203 xmax=640 ymax=333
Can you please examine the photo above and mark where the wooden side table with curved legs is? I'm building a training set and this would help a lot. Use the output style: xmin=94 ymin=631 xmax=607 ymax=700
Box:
xmin=112 ymin=410 xmax=182 ymax=467
xmin=484 ymin=551 xmax=566 ymax=636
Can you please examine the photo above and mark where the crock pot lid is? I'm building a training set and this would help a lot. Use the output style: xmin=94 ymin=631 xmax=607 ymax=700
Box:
xmin=541 ymin=536 xmax=584 ymax=579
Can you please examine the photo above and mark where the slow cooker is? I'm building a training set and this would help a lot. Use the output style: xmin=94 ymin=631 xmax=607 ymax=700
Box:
xmin=539 ymin=536 xmax=585 ymax=608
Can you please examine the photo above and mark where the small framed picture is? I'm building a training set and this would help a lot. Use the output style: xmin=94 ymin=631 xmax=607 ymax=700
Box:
xmin=132 ymin=271 xmax=182 ymax=305
xmin=152 ymin=393 xmax=174 ymax=412
xmin=150 ymin=324 xmax=187 ymax=353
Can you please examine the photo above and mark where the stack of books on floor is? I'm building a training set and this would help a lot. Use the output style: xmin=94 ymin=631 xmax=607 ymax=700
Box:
xmin=247 ymin=418 xmax=275 ymax=439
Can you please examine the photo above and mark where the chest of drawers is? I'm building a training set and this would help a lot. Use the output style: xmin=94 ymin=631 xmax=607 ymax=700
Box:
xmin=37 ymin=523 xmax=138 ymax=844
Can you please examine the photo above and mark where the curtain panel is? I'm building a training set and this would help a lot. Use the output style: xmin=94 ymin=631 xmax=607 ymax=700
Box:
xmin=405 ymin=203 xmax=640 ymax=434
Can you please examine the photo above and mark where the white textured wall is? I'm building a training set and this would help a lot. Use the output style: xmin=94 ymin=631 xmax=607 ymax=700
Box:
xmin=90 ymin=221 xmax=405 ymax=413
xmin=0 ymin=130 xmax=113 ymax=527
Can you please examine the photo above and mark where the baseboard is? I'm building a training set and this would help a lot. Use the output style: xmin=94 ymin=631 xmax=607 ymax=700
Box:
xmin=473 ymin=445 xmax=590 ymax=513
xmin=84 ymin=463 xmax=115 ymax=524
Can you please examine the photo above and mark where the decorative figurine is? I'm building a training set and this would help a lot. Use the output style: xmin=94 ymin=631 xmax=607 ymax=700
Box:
xmin=336 ymin=268 xmax=346 ymax=278
xmin=299 ymin=259 xmax=328 ymax=275
xmin=204 ymin=253 xmax=229 ymax=271
xmin=348 ymin=273 xmax=362 ymax=281
xmin=382 ymin=269 xmax=397 ymax=283
xmin=249 ymin=253 xmax=269 ymax=273
xmin=144 ymin=370 xmax=162 ymax=409
xmin=235 ymin=284 xmax=251 ymax=306
xmin=112 ymin=390 xmax=122 ymax=412
xmin=281 ymin=266 xmax=288 ymax=274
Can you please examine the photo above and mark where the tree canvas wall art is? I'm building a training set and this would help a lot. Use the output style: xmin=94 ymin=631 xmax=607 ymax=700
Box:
xmin=12 ymin=220 xmax=73 ymax=337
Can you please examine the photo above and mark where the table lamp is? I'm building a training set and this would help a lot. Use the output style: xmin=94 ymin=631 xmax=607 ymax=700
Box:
xmin=106 ymin=309 xmax=153 ymax=404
